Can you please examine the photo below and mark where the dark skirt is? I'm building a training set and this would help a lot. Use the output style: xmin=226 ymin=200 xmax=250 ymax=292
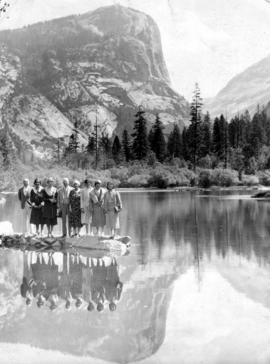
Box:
xmin=42 ymin=204 xmax=57 ymax=226
xmin=30 ymin=206 xmax=44 ymax=225
xmin=42 ymin=189 xmax=58 ymax=226
xmin=69 ymin=190 xmax=82 ymax=228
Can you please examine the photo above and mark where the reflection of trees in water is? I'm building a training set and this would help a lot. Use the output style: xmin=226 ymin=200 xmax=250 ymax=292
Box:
xmin=151 ymin=216 xmax=166 ymax=260
xmin=123 ymin=191 xmax=270 ymax=268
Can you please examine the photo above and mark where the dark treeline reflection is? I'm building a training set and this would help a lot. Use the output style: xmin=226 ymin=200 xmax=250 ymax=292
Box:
xmin=122 ymin=192 xmax=270 ymax=266
xmin=20 ymin=252 xmax=123 ymax=312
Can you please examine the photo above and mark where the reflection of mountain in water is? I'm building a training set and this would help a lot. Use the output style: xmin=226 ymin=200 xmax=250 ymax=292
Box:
xmin=0 ymin=244 xmax=191 ymax=364
xmin=2 ymin=192 xmax=270 ymax=362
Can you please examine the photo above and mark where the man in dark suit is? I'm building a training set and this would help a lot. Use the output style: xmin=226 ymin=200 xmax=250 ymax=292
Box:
xmin=18 ymin=178 xmax=32 ymax=234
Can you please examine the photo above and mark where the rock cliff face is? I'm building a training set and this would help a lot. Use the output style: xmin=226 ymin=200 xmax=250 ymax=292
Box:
xmin=204 ymin=54 xmax=270 ymax=118
xmin=0 ymin=5 xmax=189 ymax=159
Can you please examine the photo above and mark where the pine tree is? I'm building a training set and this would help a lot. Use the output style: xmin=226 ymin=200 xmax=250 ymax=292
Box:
xmin=167 ymin=124 xmax=182 ymax=159
xmin=212 ymin=115 xmax=228 ymax=167
xmin=148 ymin=127 xmax=155 ymax=151
xmin=67 ymin=134 xmax=77 ymax=154
xmin=122 ymin=129 xmax=132 ymax=162
xmin=112 ymin=135 xmax=122 ymax=163
xmin=99 ymin=132 xmax=112 ymax=169
xmin=132 ymin=108 xmax=149 ymax=160
xmin=182 ymin=127 xmax=189 ymax=161
xmin=86 ymin=134 xmax=95 ymax=154
xmin=249 ymin=110 xmax=266 ymax=158
xmin=212 ymin=117 xmax=221 ymax=155
xmin=150 ymin=114 xmax=166 ymax=162
xmin=199 ymin=111 xmax=211 ymax=158
xmin=220 ymin=114 xmax=229 ymax=168
xmin=67 ymin=120 xmax=80 ymax=154
xmin=187 ymin=83 xmax=203 ymax=170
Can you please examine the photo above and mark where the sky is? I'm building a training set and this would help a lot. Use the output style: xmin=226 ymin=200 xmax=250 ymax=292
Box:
xmin=1 ymin=0 xmax=270 ymax=101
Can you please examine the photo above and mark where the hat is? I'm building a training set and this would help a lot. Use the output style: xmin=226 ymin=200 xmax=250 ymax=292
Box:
xmin=34 ymin=178 xmax=41 ymax=185
xmin=47 ymin=177 xmax=54 ymax=183
xmin=94 ymin=180 xmax=102 ymax=186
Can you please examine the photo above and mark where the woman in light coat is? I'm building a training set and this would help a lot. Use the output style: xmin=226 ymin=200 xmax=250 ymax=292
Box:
xmin=103 ymin=182 xmax=122 ymax=237
xmin=89 ymin=180 xmax=106 ymax=236
xmin=80 ymin=179 xmax=92 ymax=235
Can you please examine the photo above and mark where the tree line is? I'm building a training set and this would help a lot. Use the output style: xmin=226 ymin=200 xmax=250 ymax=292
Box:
xmin=1 ymin=83 xmax=270 ymax=178
xmin=62 ymin=84 xmax=270 ymax=178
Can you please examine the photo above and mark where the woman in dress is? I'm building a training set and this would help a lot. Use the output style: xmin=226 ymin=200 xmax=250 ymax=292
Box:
xmin=103 ymin=182 xmax=122 ymax=237
xmin=80 ymin=179 xmax=92 ymax=235
xmin=89 ymin=180 xmax=106 ymax=236
xmin=69 ymin=180 xmax=82 ymax=236
xmin=30 ymin=178 xmax=45 ymax=236
xmin=42 ymin=177 xmax=58 ymax=238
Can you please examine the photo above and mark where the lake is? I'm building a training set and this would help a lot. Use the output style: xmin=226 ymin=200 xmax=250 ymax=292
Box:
xmin=1 ymin=190 xmax=270 ymax=364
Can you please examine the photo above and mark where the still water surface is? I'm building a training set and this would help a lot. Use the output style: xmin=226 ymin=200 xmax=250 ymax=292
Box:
xmin=1 ymin=190 xmax=270 ymax=364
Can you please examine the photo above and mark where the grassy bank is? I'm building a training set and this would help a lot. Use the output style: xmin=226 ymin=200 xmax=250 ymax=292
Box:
xmin=0 ymin=161 xmax=268 ymax=192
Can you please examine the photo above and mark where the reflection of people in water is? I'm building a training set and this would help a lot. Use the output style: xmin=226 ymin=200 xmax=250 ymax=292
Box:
xmin=91 ymin=259 xmax=107 ymax=312
xmin=69 ymin=255 xmax=84 ymax=308
xmin=20 ymin=252 xmax=124 ymax=312
xmin=33 ymin=254 xmax=60 ymax=310
xmin=105 ymin=258 xmax=123 ymax=311
xmin=58 ymin=253 xmax=72 ymax=309
xmin=82 ymin=258 xmax=95 ymax=311
xmin=46 ymin=255 xmax=60 ymax=310
xmin=31 ymin=254 xmax=47 ymax=307
xmin=20 ymin=252 xmax=35 ymax=306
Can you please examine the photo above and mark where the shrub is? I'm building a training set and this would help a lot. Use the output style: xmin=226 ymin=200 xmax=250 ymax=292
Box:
xmin=170 ymin=158 xmax=187 ymax=168
xmin=242 ymin=175 xmax=259 ymax=186
xmin=245 ymin=157 xmax=258 ymax=175
xmin=148 ymin=173 xmax=169 ymax=188
xmin=147 ymin=151 xmax=157 ymax=167
xmin=211 ymin=168 xmax=239 ymax=187
xmin=198 ymin=155 xmax=212 ymax=169
xmin=257 ymin=170 xmax=270 ymax=186
xmin=198 ymin=170 xmax=212 ymax=188
xmin=127 ymin=174 xmax=150 ymax=187
xmin=110 ymin=167 xmax=129 ymax=182
xmin=198 ymin=168 xmax=239 ymax=188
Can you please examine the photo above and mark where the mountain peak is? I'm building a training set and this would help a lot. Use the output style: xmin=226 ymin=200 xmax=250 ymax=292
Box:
xmin=0 ymin=5 xmax=189 ymax=160
xmin=204 ymin=53 xmax=270 ymax=118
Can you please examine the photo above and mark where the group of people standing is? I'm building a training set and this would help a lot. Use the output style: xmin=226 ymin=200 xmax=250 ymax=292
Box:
xmin=18 ymin=178 xmax=123 ymax=238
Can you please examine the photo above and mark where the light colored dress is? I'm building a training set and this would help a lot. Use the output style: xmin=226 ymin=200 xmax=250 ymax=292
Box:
xmin=80 ymin=187 xmax=92 ymax=225
xmin=103 ymin=190 xmax=122 ymax=230
xmin=90 ymin=188 xmax=106 ymax=228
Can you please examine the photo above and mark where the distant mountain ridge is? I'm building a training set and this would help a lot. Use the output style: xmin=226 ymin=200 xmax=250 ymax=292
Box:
xmin=0 ymin=5 xmax=189 ymax=160
xmin=204 ymin=54 xmax=270 ymax=118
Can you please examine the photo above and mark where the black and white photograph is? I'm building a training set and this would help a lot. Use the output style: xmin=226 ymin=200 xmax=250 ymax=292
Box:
xmin=1 ymin=0 xmax=270 ymax=363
